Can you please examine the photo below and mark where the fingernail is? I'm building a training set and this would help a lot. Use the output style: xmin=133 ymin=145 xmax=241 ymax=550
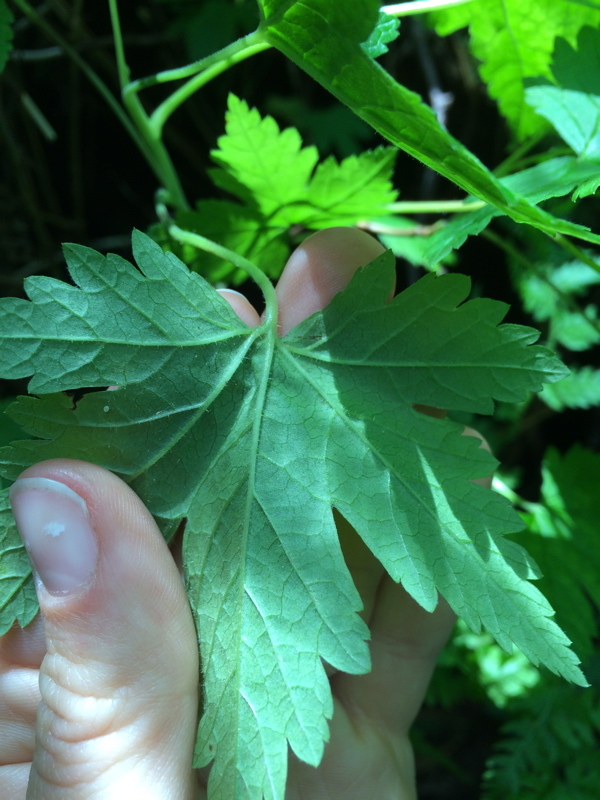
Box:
xmin=9 ymin=477 xmax=98 ymax=595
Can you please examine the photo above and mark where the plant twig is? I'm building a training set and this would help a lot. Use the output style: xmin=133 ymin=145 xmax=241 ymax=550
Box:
xmin=386 ymin=199 xmax=486 ymax=213
xmin=382 ymin=0 xmax=473 ymax=17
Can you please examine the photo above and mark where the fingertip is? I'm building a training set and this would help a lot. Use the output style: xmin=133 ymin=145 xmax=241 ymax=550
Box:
xmin=276 ymin=227 xmax=387 ymax=335
xmin=9 ymin=459 xmax=199 ymax=797
xmin=218 ymin=289 xmax=261 ymax=328
xmin=10 ymin=458 xmax=196 ymax=661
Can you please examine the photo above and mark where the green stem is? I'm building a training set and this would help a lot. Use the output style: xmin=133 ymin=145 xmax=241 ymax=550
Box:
xmin=552 ymin=234 xmax=600 ymax=275
xmin=482 ymin=228 xmax=535 ymax=269
xmin=11 ymin=0 xmax=153 ymax=167
xmin=150 ymin=33 xmax=271 ymax=136
xmin=382 ymin=0 xmax=473 ymax=17
xmin=492 ymin=477 xmax=538 ymax=513
xmin=493 ymin=129 xmax=547 ymax=178
xmin=107 ymin=0 xmax=130 ymax=89
xmin=167 ymin=223 xmax=278 ymax=329
xmin=117 ymin=30 xmax=270 ymax=209
xmin=107 ymin=0 xmax=189 ymax=210
xmin=386 ymin=199 xmax=486 ymax=214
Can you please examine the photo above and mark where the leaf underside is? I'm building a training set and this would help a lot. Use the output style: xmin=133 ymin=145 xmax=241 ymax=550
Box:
xmin=0 ymin=231 xmax=584 ymax=800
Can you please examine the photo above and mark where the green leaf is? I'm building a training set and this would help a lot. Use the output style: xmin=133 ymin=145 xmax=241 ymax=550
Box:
xmin=551 ymin=309 xmax=600 ymax=351
xmin=0 ymin=487 xmax=37 ymax=635
xmin=0 ymin=231 xmax=584 ymax=800
xmin=211 ymin=94 xmax=320 ymax=224
xmin=540 ymin=366 xmax=600 ymax=410
xmin=550 ymin=25 xmax=600 ymax=95
xmin=524 ymin=27 xmax=600 ymax=162
xmin=175 ymin=95 xmax=398 ymax=283
xmin=211 ymin=95 xmax=398 ymax=228
xmin=0 ymin=399 xmax=32 ymax=490
xmin=429 ymin=0 xmax=600 ymax=140
xmin=0 ymin=0 xmax=13 ymax=76
xmin=515 ymin=445 xmax=600 ymax=658
xmin=526 ymin=85 xmax=600 ymax=157
xmin=421 ymin=157 xmax=600 ymax=266
xmin=514 ymin=257 xmax=600 ymax=351
xmin=300 ymin=147 xmax=398 ymax=228
xmin=483 ymin=680 xmax=600 ymax=799
xmin=258 ymin=0 xmax=600 ymax=248
xmin=360 ymin=10 xmax=400 ymax=58
xmin=572 ymin=174 xmax=600 ymax=199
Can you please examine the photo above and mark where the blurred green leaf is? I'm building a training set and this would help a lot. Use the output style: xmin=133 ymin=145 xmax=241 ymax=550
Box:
xmin=0 ymin=0 xmax=13 ymax=75
xmin=515 ymin=446 xmax=600 ymax=657
xmin=515 ymin=257 xmax=600 ymax=351
xmin=540 ymin=366 xmax=600 ymax=410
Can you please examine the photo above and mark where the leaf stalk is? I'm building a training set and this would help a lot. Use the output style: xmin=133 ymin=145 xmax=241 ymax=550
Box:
xmin=386 ymin=199 xmax=486 ymax=214
xmin=167 ymin=224 xmax=279 ymax=330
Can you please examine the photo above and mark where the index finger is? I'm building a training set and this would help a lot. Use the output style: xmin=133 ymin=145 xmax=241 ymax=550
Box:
xmin=275 ymin=227 xmax=389 ymax=335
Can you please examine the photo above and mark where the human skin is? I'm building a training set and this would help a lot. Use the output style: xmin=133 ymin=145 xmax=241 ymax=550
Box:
xmin=0 ymin=228 xmax=490 ymax=799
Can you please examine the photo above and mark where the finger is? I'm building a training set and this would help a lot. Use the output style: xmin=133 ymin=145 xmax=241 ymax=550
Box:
xmin=0 ymin=764 xmax=32 ymax=799
xmin=218 ymin=288 xmax=261 ymax=328
xmin=0 ymin=662 xmax=40 ymax=765
xmin=0 ymin=617 xmax=45 ymax=792
xmin=333 ymin=584 xmax=456 ymax=733
xmin=0 ymin=615 xmax=46 ymax=670
xmin=9 ymin=460 xmax=200 ymax=800
xmin=275 ymin=227 xmax=388 ymax=335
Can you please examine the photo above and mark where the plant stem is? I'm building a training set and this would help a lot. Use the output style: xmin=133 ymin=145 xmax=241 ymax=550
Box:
xmin=126 ymin=30 xmax=268 ymax=93
xmin=492 ymin=477 xmax=538 ymax=513
xmin=552 ymin=234 xmax=600 ymax=275
xmin=11 ymin=0 xmax=153 ymax=167
xmin=167 ymin=224 xmax=279 ymax=329
xmin=107 ymin=0 xmax=130 ymax=89
xmin=493 ymin=129 xmax=547 ymax=178
xmin=382 ymin=0 xmax=473 ymax=17
xmin=116 ymin=30 xmax=270 ymax=209
xmin=150 ymin=33 xmax=271 ymax=136
xmin=106 ymin=0 xmax=189 ymax=211
xmin=386 ymin=199 xmax=486 ymax=214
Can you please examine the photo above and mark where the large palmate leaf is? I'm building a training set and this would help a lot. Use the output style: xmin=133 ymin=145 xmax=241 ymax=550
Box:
xmin=0 ymin=487 xmax=38 ymax=634
xmin=0 ymin=231 xmax=584 ymax=800
xmin=257 ymin=0 xmax=600 ymax=246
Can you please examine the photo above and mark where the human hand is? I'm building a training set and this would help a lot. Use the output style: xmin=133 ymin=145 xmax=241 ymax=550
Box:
xmin=1 ymin=228 xmax=490 ymax=799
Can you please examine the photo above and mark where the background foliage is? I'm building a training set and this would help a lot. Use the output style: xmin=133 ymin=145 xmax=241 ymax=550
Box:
xmin=1 ymin=1 xmax=599 ymax=797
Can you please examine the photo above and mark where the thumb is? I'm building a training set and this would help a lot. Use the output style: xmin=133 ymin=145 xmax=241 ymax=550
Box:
xmin=9 ymin=459 xmax=199 ymax=800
